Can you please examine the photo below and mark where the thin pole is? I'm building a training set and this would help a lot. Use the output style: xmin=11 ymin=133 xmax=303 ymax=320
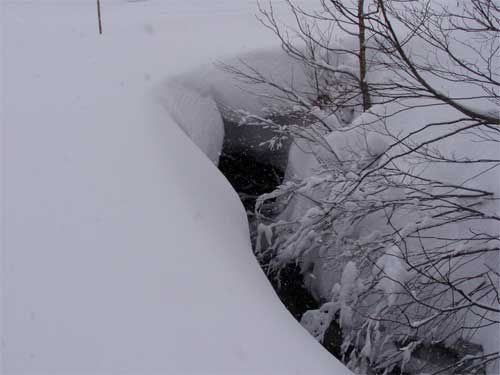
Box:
xmin=97 ymin=0 xmax=103 ymax=35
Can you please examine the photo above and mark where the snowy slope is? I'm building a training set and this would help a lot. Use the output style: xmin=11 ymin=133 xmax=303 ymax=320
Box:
xmin=2 ymin=1 xmax=351 ymax=374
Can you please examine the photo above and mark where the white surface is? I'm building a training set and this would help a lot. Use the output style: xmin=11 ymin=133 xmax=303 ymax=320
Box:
xmin=2 ymin=1 xmax=351 ymax=374
xmin=161 ymin=83 xmax=224 ymax=164
xmin=282 ymin=95 xmax=500 ymax=363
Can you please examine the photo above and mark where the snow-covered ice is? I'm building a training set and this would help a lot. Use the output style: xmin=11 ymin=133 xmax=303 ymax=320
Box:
xmin=2 ymin=1 xmax=352 ymax=374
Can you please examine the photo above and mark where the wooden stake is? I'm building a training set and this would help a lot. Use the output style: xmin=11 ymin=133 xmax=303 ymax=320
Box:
xmin=97 ymin=0 xmax=103 ymax=35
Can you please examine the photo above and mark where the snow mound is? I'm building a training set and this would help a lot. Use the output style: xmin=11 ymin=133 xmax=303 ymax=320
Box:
xmin=160 ymin=82 xmax=224 ymax=164
xmin=3 ymin=1 xmax=352 ymax=374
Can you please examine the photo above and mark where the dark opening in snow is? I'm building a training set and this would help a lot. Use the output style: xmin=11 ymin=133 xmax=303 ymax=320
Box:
xmin=218 ymin=117 xmax=320 ymax=321
xmin=218 ymin=151 xmax=282 ymax=212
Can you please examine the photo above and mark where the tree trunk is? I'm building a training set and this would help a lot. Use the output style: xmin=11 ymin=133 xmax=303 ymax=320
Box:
xmin=358 ymin=0 xmax=371 ymax=111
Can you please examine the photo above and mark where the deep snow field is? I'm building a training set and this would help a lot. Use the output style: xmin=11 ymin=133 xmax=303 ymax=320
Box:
xmin=2 ymin=1 xmax=352 ymax=374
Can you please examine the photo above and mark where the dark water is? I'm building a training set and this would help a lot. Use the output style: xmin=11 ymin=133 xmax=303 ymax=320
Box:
xmin=218 ymin=117 xmax=320 ymax=320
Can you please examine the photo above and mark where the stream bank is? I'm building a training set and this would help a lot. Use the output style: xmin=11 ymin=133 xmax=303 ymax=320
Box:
xmin=217 ymin=116 xmax=320 ymax=322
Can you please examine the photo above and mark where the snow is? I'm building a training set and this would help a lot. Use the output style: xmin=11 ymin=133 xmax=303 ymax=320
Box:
xmin=256 ymin=223 xmax=273 ymax=254
xmin=160 ymin=82 xmax=224 ymax=164
xmin=283 ymin=97 xmax=500 ymax=362
xmin=374 ymin=246 xmax=412 ymax=307
xmin=269 ymin=20 xmax=500 ymax=368
xmin=338 ymin=262 xmax=359 ymax=329
xmin=301 ymin=301 xmax=339 ymax=342
xmin=2 ymin=1 xmax=352 ymax=374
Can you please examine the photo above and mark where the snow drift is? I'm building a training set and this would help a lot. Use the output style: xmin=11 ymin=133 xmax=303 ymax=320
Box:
xmin=2 ymin=1 xmax=352 ymax=374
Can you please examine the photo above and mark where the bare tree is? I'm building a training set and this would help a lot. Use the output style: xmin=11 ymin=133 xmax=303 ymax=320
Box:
xmin=220 ymin=0 xmax=379 ymax=125
xmin=222 ymin=0 xmax=499 ymax=374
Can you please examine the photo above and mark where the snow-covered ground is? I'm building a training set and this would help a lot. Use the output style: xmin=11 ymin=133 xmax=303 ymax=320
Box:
xmin=2 ymin=1 xmax=351 ymax=374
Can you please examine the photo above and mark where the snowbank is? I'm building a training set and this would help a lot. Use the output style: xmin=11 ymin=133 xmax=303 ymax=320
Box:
xmin=161 ymin=47 xmax=311 ymax=170
xmin=2 ymin=1 xmax=351 ymax=374
xmin=280 ymin=80 xmax=500 ymax=367
xmin=160 ymin=83 xmax=224 ymax=164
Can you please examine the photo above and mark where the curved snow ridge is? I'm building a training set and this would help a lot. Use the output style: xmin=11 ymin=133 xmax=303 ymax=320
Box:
xmin=158 ymin=47 xmax=312 ymax=166
xmin=3 ymin=1 xmax=353 ymax=372
xmin=160 ymin=82 xmax=224 ymax=164
xmin=156 ymin=50 xmax=354 ymax=375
